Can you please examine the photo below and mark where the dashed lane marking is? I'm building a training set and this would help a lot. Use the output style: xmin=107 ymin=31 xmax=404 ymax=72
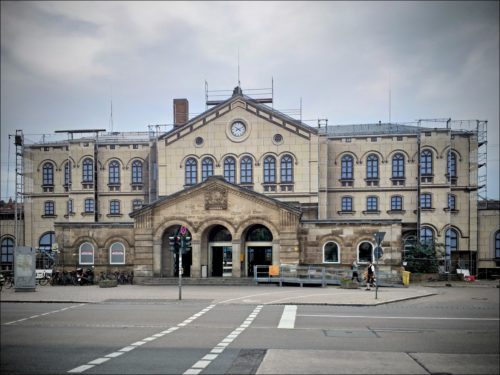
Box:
xmin=3 ymin=303 xmax=86 ymax=326
xmin=66 ymin=304 xmax=217 ymax=374
xmin=183 ymin=305 xmax=264 ymax=375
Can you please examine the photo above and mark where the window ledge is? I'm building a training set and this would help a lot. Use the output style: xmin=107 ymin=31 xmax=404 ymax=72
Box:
xmin=81 ymin=212 xmax=95 ymax=216
xmin=42 ymin=214 xmax=57 ymax=219
xmin=362 ymin=210 xmax=381 ymax=215
xmin=421 ymin=208 xmax=435 ymax=212
xmin=338 ymin=210 xmax=356 ymax=215
xmin=443 ymin=208 xmax=459 ymax=213
xmin=387 ymin=210 xmax=406 ymax=214
xmin=64 ymin=213 xmax=75 ymax=218
xmin=107 ymin=214 xmax=123 ymax=217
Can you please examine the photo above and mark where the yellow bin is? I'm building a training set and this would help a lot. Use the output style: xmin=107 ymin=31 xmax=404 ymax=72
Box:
xmin=402 ymin=271 xmax=411 ymax=287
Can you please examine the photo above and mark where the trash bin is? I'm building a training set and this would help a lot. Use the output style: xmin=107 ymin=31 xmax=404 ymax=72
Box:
xmin=402 ymin=271 xmax=410 ymax=287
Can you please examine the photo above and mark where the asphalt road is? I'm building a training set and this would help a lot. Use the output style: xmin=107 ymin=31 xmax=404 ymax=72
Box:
xmin=1 ymin=287 xmax=498 ymax=374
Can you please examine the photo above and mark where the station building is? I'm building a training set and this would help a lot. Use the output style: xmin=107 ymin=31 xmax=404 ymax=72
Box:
xmin=2 ymin=86 xmax=499 ymax=280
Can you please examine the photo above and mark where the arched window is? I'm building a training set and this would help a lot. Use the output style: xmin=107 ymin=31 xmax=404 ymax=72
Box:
xmin=323 ymin=241 xmax=340 ymax=263
xmin=420 ymin=227 xmax=434 ymax=246
xmin=132 ymin=199 xmax=143 ymax=211
xmin=263 ymin=156 xmax=276 ymax=183
xmin=82 ymin=158 xmax=94 ymax=183
xmin=201 ymin=157 xmax=214 ymax=182
xmin=246 ymin=225 xmax=273 ymax=241
xmin=447 ymin=151 xmax=457 ymax=179
xmin=280 ymin=155 xmax=293 ymax=183
xmin=341 ymin=155 xmax=354 ymax=179
xmin=391 ymin=196 xmax=403 ymax=211
xmin=131 ymin=160 xmax=143 ymax=184
xmin=366 ymin=154 xmax=379 ymax=179
xmin=39 ymin=232 xmax=55 ymax=252
xmin=420 ymin=150 xmax=433 ymax=176
xmin=392 ymin=153 xmax=405 ymax=178
xmin=240 ymin=156 xmax=253 ymax=184
xmin=358 ymin=242 xmax=373 ymax=263
xmin=79 ymin=242 xmax=94 ymax=265
xmin=208 ymin=225 xmax=232 ymax=242
xmin=224 ymin=157 xmax=236 ymax=183
xmin=341 ymin=196 xmax=353 ymax=211
xmin=84 ymin=198 xmax=94 ymax=213
xmin=44 ymin=201 xmax=55 ymax=216
xmin=109 ymin=160 xmax=120 ymax=185
xmin=495 ymin=231 xmax=500 ymax=259
xmin=109 ymin=200 xmax=120 ymax=215
xmin=64 ymin=161 xmax=72 ymax=186
xmin=185 ymin=158 xmax=197 ymax=185
xmin=110 ymin=242 xmax=125 ymax=264
xmin=42 ymin=162 xmax=54 ymax=186
xmin=445 ymin=228 xmax=458 ymax=256
xmin=420 ymin=193 xmax=432 ymax=209
xmin=1 ymin=237 xmax=14 ymax=267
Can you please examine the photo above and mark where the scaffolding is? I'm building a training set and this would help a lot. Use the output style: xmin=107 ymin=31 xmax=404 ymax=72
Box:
xmin=14 ymin=130 xmax=24 ymax=247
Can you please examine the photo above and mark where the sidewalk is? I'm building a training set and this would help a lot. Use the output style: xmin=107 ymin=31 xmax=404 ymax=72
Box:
xmin=0 ymin=283 xmax=434 ymax=305
xmin=2 ymin=280 xmax=497 ymax=305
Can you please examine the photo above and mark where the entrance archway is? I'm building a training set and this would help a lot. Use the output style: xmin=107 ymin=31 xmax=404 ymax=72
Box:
xmin=161 ymin=225 xmax=192 ymax=277
xmin=208 ymin=225 xmax=232 ymax=277
xmin=245 ymin=224 xmax=273 ymax=277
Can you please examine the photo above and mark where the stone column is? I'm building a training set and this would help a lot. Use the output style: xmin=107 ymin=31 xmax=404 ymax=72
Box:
xmin=232 ymin=242 xmax=241 ymax=278
xmin=272 ymin=241 xmax=280 ymax=265
xmin=153 ymin=240 xmax=162 ymax=277
xmin=191 ymin=240 xmax=201 ymax=278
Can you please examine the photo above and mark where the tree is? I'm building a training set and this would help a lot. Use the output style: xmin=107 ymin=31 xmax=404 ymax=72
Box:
xmin=403 ymin=242 xmax=444 ymax=273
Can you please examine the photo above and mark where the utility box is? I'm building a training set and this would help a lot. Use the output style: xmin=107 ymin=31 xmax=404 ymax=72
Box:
xmin=201 ymin=265 xmax=207 ymax=278
xmin=14 ymin=246 xmax=36 ymax=292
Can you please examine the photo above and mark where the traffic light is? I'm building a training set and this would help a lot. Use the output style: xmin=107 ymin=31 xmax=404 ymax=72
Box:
xmin=169 ymin=236 xmax=180 ymax=253
xmin=184 ymin=236 xmax=192 ymax=252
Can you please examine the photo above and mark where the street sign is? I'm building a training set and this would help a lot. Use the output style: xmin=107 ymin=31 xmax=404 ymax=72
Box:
xmin=373 ymin=232 xmax=385 ymax=245
xmin=374 ymin=246 xmax=384 ymax=259
xmin=180 ymin=226 xmax=187 ymax=236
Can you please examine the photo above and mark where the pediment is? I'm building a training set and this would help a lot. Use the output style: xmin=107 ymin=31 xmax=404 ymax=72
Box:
xmin=160 ymin=94 xmax=317 ymax=146
xmin=131 ymin=176 xmax=301 ymax=221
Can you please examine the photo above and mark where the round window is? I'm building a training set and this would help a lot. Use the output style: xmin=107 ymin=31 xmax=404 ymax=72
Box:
xmin=195 ymin=136 xmax=204 ymax=146
xmin=273 ymin=134 xmax=283 ymax=144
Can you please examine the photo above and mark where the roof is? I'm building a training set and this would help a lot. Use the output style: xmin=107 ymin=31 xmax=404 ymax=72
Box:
xmin=159 ymin=87 xmax=317 ymax=140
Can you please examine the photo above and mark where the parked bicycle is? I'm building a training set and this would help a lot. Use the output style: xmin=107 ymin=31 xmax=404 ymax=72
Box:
xmin=115 ymin=270 xmax=134 ymax=285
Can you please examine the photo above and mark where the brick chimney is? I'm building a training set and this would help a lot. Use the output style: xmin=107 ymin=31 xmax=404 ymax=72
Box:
xmin=173 ymin=98 xmax=189 ymax=127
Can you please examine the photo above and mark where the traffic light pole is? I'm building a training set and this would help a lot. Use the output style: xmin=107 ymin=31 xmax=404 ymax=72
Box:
xmin=178 ymin=237 xmax=183 ymax=301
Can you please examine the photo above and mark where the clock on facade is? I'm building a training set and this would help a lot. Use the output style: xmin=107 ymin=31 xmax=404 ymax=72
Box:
xmin=230 ymin=121 xmax=246 ymax=137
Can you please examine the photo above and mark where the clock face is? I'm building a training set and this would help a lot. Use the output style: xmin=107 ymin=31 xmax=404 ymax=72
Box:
xmin=231 ymin=121 xmax=246 ymax=137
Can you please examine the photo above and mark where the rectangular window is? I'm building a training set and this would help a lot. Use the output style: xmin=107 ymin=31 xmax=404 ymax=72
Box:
xmin=420 ymin=194 xmax=432 ymax=209
xmin=367 ymin=197 xmax=378 ymax=211
xmin=133 ymin=144 xmax=139 ymax=149
xmin=345 ymin=138 xmax=352 ymax=143
xmin=110 ymin=201 xmax=120 ymax=215
xmin=341 ymin=197 xmax=352 ymax=211
xmin=84 ymin=199 xmax=94 ymax=213
xmin=44 ymin=201 xmax=55 ymax=216
xmin=448 ymin=194 xmax=456 ymax=210
xmin=67 ymin=199 xmax=73 ymax=215
xmin=391 ymin=196 xmax=402 ymax=211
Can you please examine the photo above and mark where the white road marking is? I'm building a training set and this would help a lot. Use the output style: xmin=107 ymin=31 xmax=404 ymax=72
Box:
xmin=278 ymin=305 xmax=297 ymax=329
xmin=3 ymin=303 xmax=86 ymax=325
xmin=298 ymin=314 xmax=500 ymax=321
xmin=67 ymin=304 xmax=217 ymax=373
xmin=183 ymin=305 xmax=264 ymax=375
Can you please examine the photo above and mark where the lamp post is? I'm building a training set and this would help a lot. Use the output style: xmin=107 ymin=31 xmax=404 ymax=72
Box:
xmin=373 ymin=231 xmax=385 ymax=300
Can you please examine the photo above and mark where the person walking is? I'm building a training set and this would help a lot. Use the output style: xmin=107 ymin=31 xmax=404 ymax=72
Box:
xmin=365 ymin=262 xmax=375 ymax=290
xmin=351 ymin=260 xmax=360 ymax=282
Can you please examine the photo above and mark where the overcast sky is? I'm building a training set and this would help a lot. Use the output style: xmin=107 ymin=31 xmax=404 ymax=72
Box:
xmin=1 ymin=1 xmax=498 ymax=200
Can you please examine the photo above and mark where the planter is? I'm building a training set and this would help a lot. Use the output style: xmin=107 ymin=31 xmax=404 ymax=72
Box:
xmin=99 ymin=279 xmax=118 ymax=288
xmin=340 ymin=280 xmax=359 ymax=289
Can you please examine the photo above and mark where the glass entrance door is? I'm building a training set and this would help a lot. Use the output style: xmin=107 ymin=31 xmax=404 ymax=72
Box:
xmin=247 ymin=246 xmax=272 ymax=277
xmin=210 ymin=244 xmax=232 ymax=277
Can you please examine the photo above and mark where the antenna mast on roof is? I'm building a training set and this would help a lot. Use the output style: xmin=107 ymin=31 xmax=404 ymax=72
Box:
xmin=109 ymin=85 xmax=114 ymax=132
xmin=237 ymin=48 xmax=241 ymax=87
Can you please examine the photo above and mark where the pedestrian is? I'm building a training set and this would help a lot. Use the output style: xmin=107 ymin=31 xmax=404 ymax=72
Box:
xmin=351 ymin=260 xmax=360 ymax=282
xmin=365 ymin=262 xmax=375 ymax=290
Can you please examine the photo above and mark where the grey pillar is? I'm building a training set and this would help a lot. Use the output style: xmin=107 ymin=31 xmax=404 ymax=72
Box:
xmin=232 ymin=242 xmax=241 ymax=278
xmin=191 ymin=240 xmax=201 ymax=278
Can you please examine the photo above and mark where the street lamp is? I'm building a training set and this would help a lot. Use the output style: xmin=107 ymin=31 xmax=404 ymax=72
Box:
xmin=373 ymin=231 xmax=385 ymax=300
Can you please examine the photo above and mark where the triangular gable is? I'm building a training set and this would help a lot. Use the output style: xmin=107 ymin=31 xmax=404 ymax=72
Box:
xmin=130 ymin=176 xmax=302 ymax=219
xmin=159 ymin=90 xmax=317 ymax=146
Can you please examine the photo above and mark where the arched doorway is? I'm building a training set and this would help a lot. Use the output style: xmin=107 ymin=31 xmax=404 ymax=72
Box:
xmin=208 ymin=225 xmax=232 ymax=277
xmin=161 ymin=225 xmax=192 ymax=277
xmin=245 ymin=224 xmax=273 ymax=277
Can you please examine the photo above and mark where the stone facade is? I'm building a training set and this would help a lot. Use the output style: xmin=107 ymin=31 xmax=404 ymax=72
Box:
xmin=9 ymin=87 xmax=496 ymax=279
